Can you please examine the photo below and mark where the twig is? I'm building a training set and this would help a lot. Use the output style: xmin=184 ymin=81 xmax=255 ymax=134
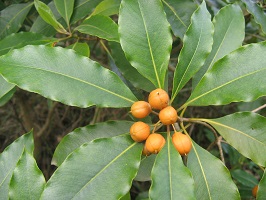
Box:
xmin=252 ymin=103 xmax=266 ymax=113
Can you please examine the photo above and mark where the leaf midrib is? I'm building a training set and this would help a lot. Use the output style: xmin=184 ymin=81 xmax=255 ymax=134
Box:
xmin=1 ymin=63 xmax=135 ymax=103
xmin=71 ymin=142 xmax=137 ymax=199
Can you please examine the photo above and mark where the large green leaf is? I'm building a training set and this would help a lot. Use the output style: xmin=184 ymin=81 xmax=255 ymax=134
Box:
xmin=0 ymin=76 xmax=15 ymax=106
xmin=119 ymin=0 xmax=172 ymax=88
xmin=0 ymin=45 xmax=137 ymax=108
xmin=162 ymin=0 xmax=197 ymax=39
xmin=171 ymin=1 xmax=213 ymax=102
xmin=0 ymin=2 xmax=33 ymax=39
xmin=0 ymin=32 xmax=57 ymax=56
xmin=52 ymin=120 xmax=134 ymax=166
xmin=193 ymin=3 xmax=245 ymax=87
xmin=231 ymin=169 xmax=258 ymax=188
xmin=54 ymin=0 xmax=74 ymax=26
xmin=66 ymin=42 xmax=90 ymax=57
xmin=242 ymin=0 xmax=266 ymax=34
xmin=8 ymin=149 xmax=46 ymax=200
xmin=41 ymin=135 xmax=142 ymax=200
xmin=134 ymin=154 xmax=156 ymax=182
xmin=184 ymin=42 xmax=266 ymax=107
xmin=257 ymin=170 xmax=266 ymax=199
xmin=91 ymin=0 xmax=121 ymax=16
xmin=75 ymin=15 xmax=119 ymax=42
xmin=149 ymin=135 xmax=195 ymax=199
xmin=187 ymin=141 xmax=240 ymax=200
xmin=109 ymin=42 xmax=155 ymax=92
xmin=200 ymin=112 xmax=266 ymax=167
xmin=34 ymin=0 xmax=67 ymax=34
xmin=0 ymin=132 xmax=34 ymax=200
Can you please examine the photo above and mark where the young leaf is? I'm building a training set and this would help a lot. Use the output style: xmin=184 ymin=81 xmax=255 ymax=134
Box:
xmin=0 ymin=76 xmax=15 ymax=106
xmin=52 ymin=120 xmax=134 ymax=166
xmin=171 ymin=1 xmax=213 ymax=102
xmin=187 ymin=141 xmax=240 ymax=200
xmin=200 ymin=112 xmax=266 ymax=167
xmin=193 ymin=3 xmax=245 ymax=87
xmin=34 ymin=0 xmax=67 ymax=34
xmin=242 ymin=0 xmax=266 ymax=34
xmin=91 ymin=0 xmax=121 ymax=16
xmin=109 ymin=42 xmax=155 ymax=92
xmin=75 ymin=15 xmax=119 ymax=42
xmin=0 ymin=2 xmax=33 ymax=39
xmin=54 ymin=0 xmax=75 ymax=26
xmin=149 ymin=135 xmax=195 ymax=199
xmin=66 ymin=42 xmax=90 ymax=57
xmin=184 ymin=41 xmax=266 ymax=107
xmin=9 ymin=149 xmax=46 ymax=200
xmin=0 ymin=45 xmax=137 ymax=108
xmin=0 ymin=132 xmax=34 ymax=200
xmin=0 ymin=32 xmax=57 ymax=56
xmin=162 ymin=0 xmax=197 ymax=39
xmin=257 ymin=170 xmax=266 ymax=199
xmin=119 ymin=0 xmax=172 ymax=89
xmin=41 ymin=135 xmax=142 ymax=200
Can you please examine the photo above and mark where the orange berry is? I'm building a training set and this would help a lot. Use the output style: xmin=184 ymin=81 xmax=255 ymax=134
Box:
xmin=130 ymin=121 xmax=150 ymax=142
xmin=159 ymin=106 xmax=178 ymax=125
xmin=148 ymin=88 xmax=169 ymax=110
xmin=145 ymin=133 xmax=165 ymax=154
xmin=142 ymin=144 xmax=151 ymax=156
xmin=172 ymin=132 xmax=192 ymax=156
xmin=252 ymin=185 xmax=258 ymax=197
xmin=131 ymin=101 xmax=151 ymax=119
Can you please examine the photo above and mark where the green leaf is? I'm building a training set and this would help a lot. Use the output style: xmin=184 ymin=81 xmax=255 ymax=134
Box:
xmin=52 ymin=120 xmax=134 ymax=166
xmin=184 ymin=42 xmax=266 ymax=107
xmin=9 ymin=149 xmax=46 ymax=200
xmin=193 ymin=3 xmax=245 ymax=87
xmin=149 ymin=135 xmax=195 ymax=199
xmin=34 ymin=0 xmax=67 ymax=34
xmin=66 ymin=42 xmax=90 ymax=57
xmin=0 ymin=32 xmax=57 ymax=56
xmin=0 ymin=75 xmax=15 ymax=106
xmin=75 ymin=15 xmax=119 ymax=42
xmin=0 ymin=45 xmax=137 ymax=108
xmin=41 ymin=135 xmax=142 ymax=200
xmin=171 ymin=1 xmax=213 ymax=102
xmin=187 ymin=141 xmax=240 ymax=200
xmin=119 ymin=0 xmax=172 ymax=88
xmin=0 ymin=2 xmax=33 ymax=39
xmin=109 ymin=42 xmax=155 ymax=92
xmin=231 ymin=169 xmax=258 ymax=188
xmin=162 ymin=0 xmax=197 ymax=39
xmin=91 ymin=0 xmax=121 ymax=16
xmin=0 ymin=131 xmax=34 ymax=200
xmin=242 ymin=0 xmax=266 ymax=34
xmin=134 ymin=154 xmax=156 ymax=181
xmin=257 ymin=170 xmax=266 ymax=199
xmin=54 ymin=0 xmax=74 ymax=26
xmin=200 ymin=112 xmax=266 ymax=167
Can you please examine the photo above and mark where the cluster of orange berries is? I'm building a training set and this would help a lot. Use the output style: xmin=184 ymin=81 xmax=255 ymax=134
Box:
xmin=129 ymin=88 xmax=192 ymax=156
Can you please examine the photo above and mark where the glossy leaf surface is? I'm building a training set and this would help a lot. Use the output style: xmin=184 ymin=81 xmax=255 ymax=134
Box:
xmin=41 ymin=135 xmax=142 ymax=200
xmin=54 ymin=0 xmax=74 ymax=25
xmin=242 ymin=0 xmax=266 ymax=34
xmin=193 ymin=3 xmax=245 ymax=87
xmin=75 ymin=15 xmax=119 ymax=42
xmin=0 ymin=76 xmax=15 ymax=106
xmin=109 ymin=42 xmax=155 ymax=92
xmin=201 ymin=112 xmax=266 ymax=167
xmin=185 ymin=42 xmax=266 ymax=107
xmin=0 ymin=2 xmax=33 ymax=39
xmin=9 ymin=149 xmax=46 ymax=200
xmin=162 ymin=0 xmax=197 ymax=39
xmin=187 ymin=142 xmax=240 ymax=199
xmin=119 ymin=0 xmax=172 ymax=88
xmin=149 ymin=136 xmax=195 ymax=199
xmin=0 ymin=45 xmax=137 ymax=108
xmin=0 ymin=132 xmax=34 ymax=200
xmin=34 ymin=0 xmax=67 ymax=34
xmin=52 ymin=120 xmax=134 ymax=166
xmin=171 ymin=1 xmax=213 ymax=102
xmin=91 ymin=0 xmax=121 ymax=16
